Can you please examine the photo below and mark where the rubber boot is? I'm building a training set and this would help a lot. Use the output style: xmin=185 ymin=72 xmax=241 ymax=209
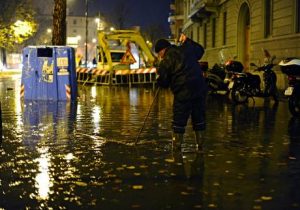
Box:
xmin=181 ymin=138 xmax=197 ymax=153
xmin=195 ymin=131 xmax=203 ymax=151
xmin=182 ymin=152 xmax=197 ymax=179
xmin=172 ymin=133 xmax=183 ymax=151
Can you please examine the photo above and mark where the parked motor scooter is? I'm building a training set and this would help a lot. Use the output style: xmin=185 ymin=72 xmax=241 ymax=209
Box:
xmin=279 ymin=57 xmax=300 ymax=117
xmin=205 ymin=49 xmax=235 ymax=94
xmin=206 ymin=63 xmax=229 ymax=94
xmin=227 ymin=52 xmax=278 ymax=104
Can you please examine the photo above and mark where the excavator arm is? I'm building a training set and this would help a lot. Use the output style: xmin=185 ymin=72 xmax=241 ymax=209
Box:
xmin=97 ymin=30 xmax=155 ymax=70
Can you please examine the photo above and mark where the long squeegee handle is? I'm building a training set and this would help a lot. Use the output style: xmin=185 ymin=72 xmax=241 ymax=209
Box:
xmin=134 ymin=87 xmax=160 ymax=145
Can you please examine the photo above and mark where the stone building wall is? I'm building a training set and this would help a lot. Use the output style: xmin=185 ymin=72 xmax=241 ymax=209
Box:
xmin=178 ymin=0 xmax=300 ymax=90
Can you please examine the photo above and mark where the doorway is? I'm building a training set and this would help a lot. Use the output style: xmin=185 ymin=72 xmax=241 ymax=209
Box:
xmin=237 ymin=2 xmax=250 ymax=71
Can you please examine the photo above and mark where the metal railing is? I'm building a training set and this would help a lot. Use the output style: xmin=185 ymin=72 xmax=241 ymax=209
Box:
xmin=76 ymin=67 xmax=157 ymax=87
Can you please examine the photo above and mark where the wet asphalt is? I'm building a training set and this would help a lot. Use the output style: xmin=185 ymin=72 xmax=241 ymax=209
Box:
xmin=0 ymin=76 xmax=299 ymax=210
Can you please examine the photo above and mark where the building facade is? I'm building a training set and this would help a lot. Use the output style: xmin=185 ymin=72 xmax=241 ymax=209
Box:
xmin=66 ymin=15 xmax=107 ymax=63
xmin=169 ymin=0 xmax=185 ymax=39
xmin=169 ymin=0 xmax=300 ymax=89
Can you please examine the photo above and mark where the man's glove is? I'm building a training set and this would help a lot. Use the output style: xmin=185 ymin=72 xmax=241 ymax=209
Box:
xmin=178 ymin=33 xmax=187 ymax=45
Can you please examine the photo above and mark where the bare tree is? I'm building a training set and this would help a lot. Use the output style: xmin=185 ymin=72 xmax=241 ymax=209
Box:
xmin=105 ymin=0 xmax=132 ymax=30
xmin=114 ymin=1 xmax=129 ymax=29
xmin=144 ymin=23 xmax=168 ymax=45
xmin=52 ymin=0 xmax=66 ymax=45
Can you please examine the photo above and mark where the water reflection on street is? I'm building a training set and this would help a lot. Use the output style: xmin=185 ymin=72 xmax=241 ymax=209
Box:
xmin=0 ymin=77 xmax=299 ymax=209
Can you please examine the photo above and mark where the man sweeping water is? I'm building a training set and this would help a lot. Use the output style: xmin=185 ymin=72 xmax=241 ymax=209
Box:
xmin=154 ymin=33 xmax=207 ymax=152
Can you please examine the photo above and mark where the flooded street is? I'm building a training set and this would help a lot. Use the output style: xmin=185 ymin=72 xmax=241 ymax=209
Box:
xmin=0 ymin=76 xmax=299 ymax=210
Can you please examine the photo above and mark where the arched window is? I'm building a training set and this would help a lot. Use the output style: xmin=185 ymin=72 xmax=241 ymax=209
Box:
xmin=264 ymin=0 xmax=272 ymax=37
xmin=203 ymin=23 xmax=207 ymax=48
xmin=223 ymin=12 xmax=227 ymax=45
xmin=296 ymin=0 xmax=300 ymax=33
xmin=212 ymin=17 xmax=216 ymax=48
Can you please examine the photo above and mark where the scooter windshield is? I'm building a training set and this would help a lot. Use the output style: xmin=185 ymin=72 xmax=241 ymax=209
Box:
xmin=218 ymin=48 xmax=235 ymax=65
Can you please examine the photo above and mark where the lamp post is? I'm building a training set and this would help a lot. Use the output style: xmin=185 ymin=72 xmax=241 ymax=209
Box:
xmin=85 ymin=0 xmax=88 ymax=67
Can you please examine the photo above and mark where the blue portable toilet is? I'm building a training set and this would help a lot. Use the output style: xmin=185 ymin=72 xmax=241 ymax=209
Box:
xmin=21 ymin=46 xmax=77 ymax=101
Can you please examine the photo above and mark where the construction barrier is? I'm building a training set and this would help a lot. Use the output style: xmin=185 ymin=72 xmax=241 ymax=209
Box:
xmin=90 ymin=68 xmax=111 ymax=85
xmin=76 ymin=67 xmax=110 ymax=85
xmin=76 ymin=67 xmax=157 ymax=86
xmin=76 ymin=67 xmax=90 ymax=82
xmin=129 ymin=67 xmax=157 ymax=85
xmin=113 ymin=69 xmax=131 ymax=85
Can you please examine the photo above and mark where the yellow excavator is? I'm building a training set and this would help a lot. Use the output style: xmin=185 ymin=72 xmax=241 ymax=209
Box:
xmin=78 ymin=29 xmax=156 ymax=85
xmin=97 ymin=29 xmax=155 ymax=72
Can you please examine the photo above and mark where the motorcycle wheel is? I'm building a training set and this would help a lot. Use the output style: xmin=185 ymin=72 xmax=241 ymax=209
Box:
xmin=289 ymin=94 xmax=300 ymax=117
xmin=231 ymin=85 xmax=248 ymax=104
xmin=206 ymin=78 xmax=220 ymax=93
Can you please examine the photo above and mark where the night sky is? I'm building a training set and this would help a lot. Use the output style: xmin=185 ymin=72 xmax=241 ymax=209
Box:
xmin=68 ymin=0 xmax=171 ymax=37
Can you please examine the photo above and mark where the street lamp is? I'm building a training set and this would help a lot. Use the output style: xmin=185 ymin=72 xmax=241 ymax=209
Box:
xmin=85 ymin=0 xmax=88 ymax=68
xmin=45 ymin=28 xmax=52 ymax=44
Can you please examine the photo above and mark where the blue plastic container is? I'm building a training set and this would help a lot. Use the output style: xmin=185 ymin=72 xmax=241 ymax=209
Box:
xmin=21 ymin=46 xmax=77 ymax=101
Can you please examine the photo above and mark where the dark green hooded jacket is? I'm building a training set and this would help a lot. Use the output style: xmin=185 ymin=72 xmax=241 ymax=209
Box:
xmin=156 ymin=38 xmax=206 ymax=101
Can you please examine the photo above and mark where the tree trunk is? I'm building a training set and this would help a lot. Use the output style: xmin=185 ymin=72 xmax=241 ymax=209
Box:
xmin=0 ymin=48 xmax=7 ymax=67
xmin=52 ymin=0 xmax=66 ymax=45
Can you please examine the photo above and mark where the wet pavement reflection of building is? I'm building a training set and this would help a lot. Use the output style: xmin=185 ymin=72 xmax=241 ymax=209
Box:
xmin=0 ymin=76 xmax=299 ymax=210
